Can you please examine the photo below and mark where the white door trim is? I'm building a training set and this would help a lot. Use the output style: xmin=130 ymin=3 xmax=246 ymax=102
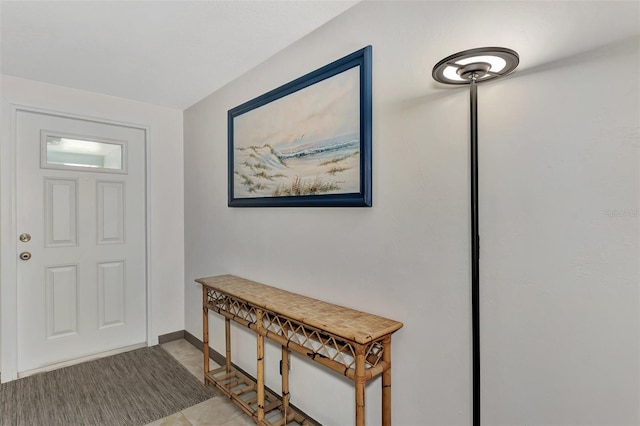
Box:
xmin=1 ymin=103 xmax=153 ymax=383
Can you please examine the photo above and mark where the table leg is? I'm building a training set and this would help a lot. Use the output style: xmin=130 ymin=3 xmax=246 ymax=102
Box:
xmin=225 ymin=318 xmax=232 ymax=372
xmin=202 ymin=287 xmax=210 ymax=385
xmin=282 ymin=345 xmax=290 ymax=412
xmin=382 ymin=336 xmax=392 ymax=426
xmin=355 ymin=345 xmax=366 ymax=426
xmin=256 ymin=309 xmax=265 ymax=423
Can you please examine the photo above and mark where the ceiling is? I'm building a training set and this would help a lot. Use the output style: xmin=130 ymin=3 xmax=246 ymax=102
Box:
xmin=2 ymin=1 xmax=639 ymax=111
xmin=1 ymin=0 xmax=358 ymax=110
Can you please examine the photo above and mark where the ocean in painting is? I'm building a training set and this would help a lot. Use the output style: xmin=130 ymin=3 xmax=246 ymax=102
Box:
xmin=234 ymin=133 xmax=360 ymax=198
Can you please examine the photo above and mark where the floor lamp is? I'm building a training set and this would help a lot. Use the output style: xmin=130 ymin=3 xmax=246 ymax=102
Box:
xmin=432 ymin=47 xmax=519 ymax=426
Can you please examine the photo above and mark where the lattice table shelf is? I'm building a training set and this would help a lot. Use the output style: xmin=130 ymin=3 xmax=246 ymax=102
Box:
xmin=197 ymin=274 xmax=403 ymax=426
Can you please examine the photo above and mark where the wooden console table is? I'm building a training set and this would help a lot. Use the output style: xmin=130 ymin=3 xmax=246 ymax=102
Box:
xmin=197 ymin=274 xmax=403 ymax=426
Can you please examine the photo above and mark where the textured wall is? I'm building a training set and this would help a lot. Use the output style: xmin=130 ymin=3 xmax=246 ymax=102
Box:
xmin=184 ymin=2 xmax=639 ymax=424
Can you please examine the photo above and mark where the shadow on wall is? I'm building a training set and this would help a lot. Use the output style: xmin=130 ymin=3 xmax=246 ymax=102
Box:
xmin=391 ymin=34 xmax=639 ymax=113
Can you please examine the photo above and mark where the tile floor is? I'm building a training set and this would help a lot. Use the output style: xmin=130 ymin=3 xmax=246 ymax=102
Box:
xmin=145 ymin=339 xmax=255 ymax=426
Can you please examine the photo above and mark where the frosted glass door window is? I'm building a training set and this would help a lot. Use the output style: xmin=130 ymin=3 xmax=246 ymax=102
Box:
xmin=42 ymin=135 xmax=126 ymax=173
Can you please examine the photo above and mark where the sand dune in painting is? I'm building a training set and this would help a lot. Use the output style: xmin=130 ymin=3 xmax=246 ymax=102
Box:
xmin=234 ymin=133 xmax=359 ymax=198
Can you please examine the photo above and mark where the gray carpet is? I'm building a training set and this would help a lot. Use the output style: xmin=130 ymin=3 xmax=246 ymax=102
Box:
xmin=0 ymin=345 xmax=216 ymax=426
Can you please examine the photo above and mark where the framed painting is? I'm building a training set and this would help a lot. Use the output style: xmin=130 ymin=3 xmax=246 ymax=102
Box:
xmin=228 ymin=46 xmax=372 ymax=207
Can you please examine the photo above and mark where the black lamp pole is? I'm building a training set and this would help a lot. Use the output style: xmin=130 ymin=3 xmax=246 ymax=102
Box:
xmin=432 ymin=47 xmax=519 ymax=426
xmin=470 ymin=76 xmax=481 ymax=426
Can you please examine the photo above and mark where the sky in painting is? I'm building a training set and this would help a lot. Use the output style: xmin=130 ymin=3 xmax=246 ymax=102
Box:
xmin=234 ymin=66 xmax=359 ymax=151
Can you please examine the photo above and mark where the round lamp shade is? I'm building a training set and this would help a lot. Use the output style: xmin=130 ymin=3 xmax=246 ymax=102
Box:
xmin=432 ymin=47 xmax=519 ymax=85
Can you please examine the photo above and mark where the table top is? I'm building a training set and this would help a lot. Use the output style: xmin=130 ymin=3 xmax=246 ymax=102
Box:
xmin=197 ymin=274 xmax=403 ymax=345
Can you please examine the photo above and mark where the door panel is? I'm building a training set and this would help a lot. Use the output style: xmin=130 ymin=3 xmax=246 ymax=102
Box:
xmin=16 ymin=111 xmax=146 ymax=373
xmin=96 ymin=181 xmax=125 ymax=244
xmin=97 ymin=260 xmax=125 ymax=328
xmin=45 ymin=264 xmax=78 ymax=338
xmin=44 ymin=178 xmax=78 ymax=247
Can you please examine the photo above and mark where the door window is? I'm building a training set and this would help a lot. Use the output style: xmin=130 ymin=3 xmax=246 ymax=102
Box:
xmin=41 ymin=132 xmax=127 ymax=173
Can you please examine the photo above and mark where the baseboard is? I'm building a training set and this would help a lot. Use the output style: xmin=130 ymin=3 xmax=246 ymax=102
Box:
xmin=158 ymin=330 xmax=186 ymax=344
xmin=181 ymin=330 xmax=321 ymax=426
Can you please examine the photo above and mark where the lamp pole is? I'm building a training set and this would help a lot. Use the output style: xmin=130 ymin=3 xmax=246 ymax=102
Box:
xmin=432 ymin=47 xmax=519 ymax=426
xmin=470 ymin=76 xmax=480 ymax=426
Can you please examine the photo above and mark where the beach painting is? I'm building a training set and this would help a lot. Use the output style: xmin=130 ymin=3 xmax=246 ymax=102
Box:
xmin=228 ymin=46 xmax=371 ymax=207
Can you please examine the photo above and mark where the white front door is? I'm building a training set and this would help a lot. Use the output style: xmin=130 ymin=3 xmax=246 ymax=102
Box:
xmin=15 ymin=110 xmax=147 ymax=374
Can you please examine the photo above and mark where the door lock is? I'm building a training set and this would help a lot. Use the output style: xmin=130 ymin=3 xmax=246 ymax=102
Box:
xmin=19 ymin=233 xmax=31 ymax=242
xmin=19 ymin=252 xmax=32 ymax=261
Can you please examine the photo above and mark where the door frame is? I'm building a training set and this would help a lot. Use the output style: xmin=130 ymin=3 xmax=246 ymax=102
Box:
xmin=1 ymin=104 xmax=153 ymax=383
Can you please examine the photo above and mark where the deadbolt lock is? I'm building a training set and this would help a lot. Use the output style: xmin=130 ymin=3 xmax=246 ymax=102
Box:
xmin=19 ymin=233 xmax=31 ymax=242
xmin=19 ymin=252 xmax=32 ymax=261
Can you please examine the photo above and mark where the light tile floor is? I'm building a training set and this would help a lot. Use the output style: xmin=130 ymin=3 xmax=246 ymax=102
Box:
xmin=145 ymin=339 xmax=255 ymax=426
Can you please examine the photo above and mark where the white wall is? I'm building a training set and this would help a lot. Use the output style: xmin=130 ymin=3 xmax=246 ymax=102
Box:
xmin=1 ymin=75 xmax=185 ymax=377
xmin=184 ymin=2 xmax=639 ymax=425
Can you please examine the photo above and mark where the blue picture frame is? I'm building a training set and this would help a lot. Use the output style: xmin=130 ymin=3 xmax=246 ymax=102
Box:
xmin=228 ymin=46 xmax=372 ymax=207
